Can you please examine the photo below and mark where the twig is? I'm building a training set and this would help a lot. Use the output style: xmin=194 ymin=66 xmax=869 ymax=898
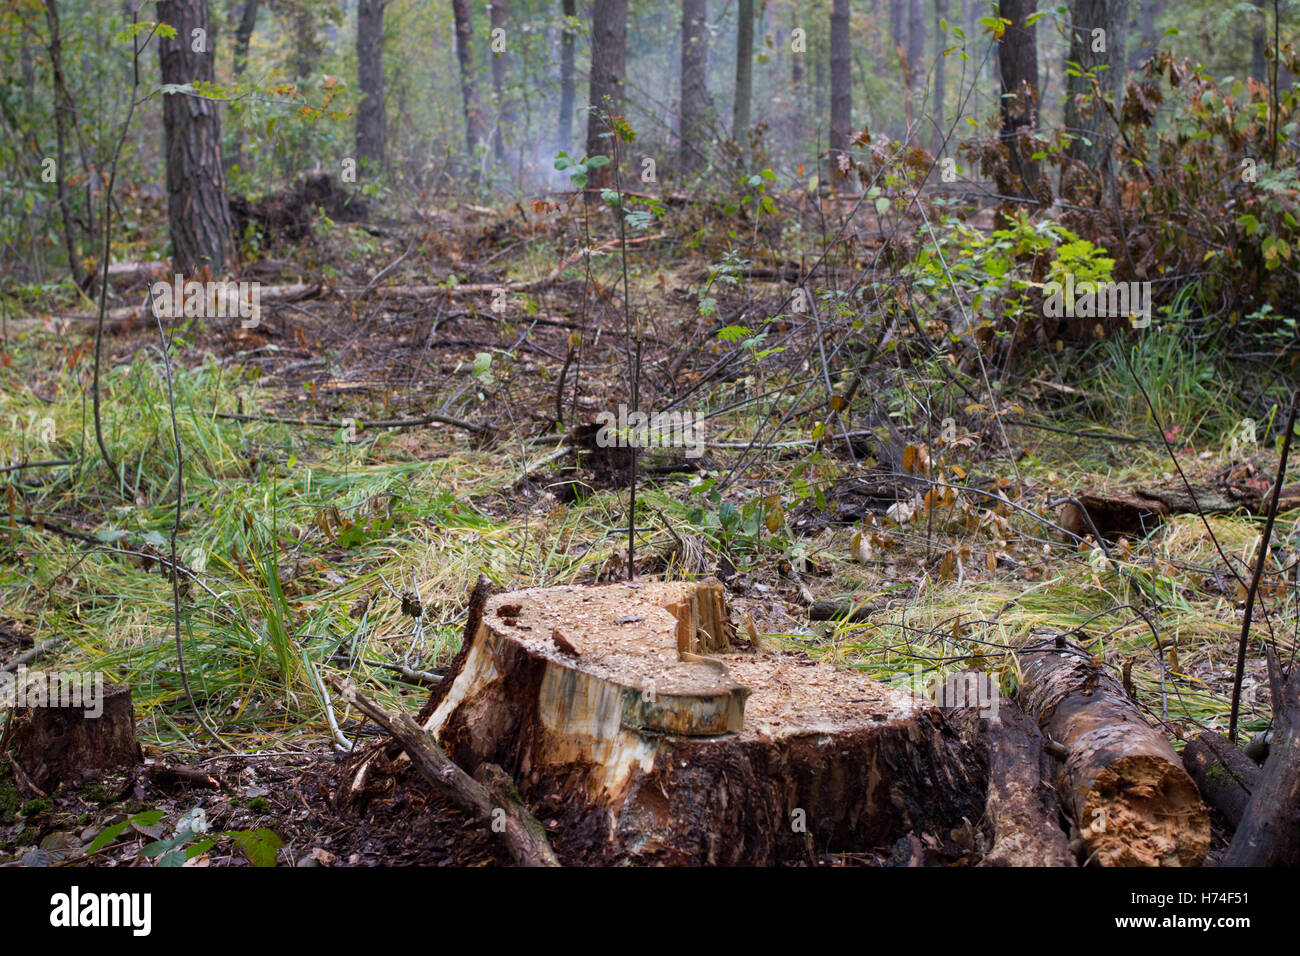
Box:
xmin=1230 ymin=390 xmax=1299 ymax=741
xmin=1 ymin=637 xmax=64 ymax=672
xmin=329 ymin=676 xmax=560 ymax=866
xmin=215 ymin=409 xmax=495 ymax=437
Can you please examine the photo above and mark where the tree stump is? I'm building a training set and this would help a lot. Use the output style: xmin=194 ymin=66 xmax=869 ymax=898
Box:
xmin=10 ymin=680 xmax=141 ymax=790
xmin=422 ymin=580 xmax=985 ymax=865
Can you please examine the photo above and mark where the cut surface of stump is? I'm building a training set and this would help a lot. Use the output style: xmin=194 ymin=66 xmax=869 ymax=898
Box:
xmin=423 ymin=580 xmax=984 ymax=865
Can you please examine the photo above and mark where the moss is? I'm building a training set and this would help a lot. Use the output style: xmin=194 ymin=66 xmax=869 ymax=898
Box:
xmin=19 ymin=796 xmax=51 ymax=816
xmin=0 ymin=768 xmax=19 ymax=820
xmin=247 ymin=796 xmax=270 ymax=813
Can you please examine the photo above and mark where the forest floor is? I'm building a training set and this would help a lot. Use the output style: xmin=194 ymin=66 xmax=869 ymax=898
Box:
xmin=0 ymin=188 xmax=1290 ymax=865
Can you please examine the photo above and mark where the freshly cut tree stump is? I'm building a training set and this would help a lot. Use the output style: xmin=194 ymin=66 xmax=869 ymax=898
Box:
xmin=10 ymin=681 xmax=142 ymax=789
xmin=423 ymin=580 xmax=984 ymax=865
xmin=1019 ymin=640 xmax=1209 ymax=866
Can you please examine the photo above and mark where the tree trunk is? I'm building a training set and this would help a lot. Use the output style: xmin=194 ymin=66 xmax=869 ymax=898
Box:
xmin=829 ymin=0 xmax=852 ymax=169
xmin=558 ymin=0 xmax=576 ymax=154
xmin=680 ymin=0 xmax=709 ymax=174
xmin=930 ymin=0 xmax=949 ymax=157
xmin=233 ymin=0 xmax=258 ymax=75
xmin=906 ymin=0 xmax=924 ymax=83
xmin=355 ymin=0 xmax=385 ymax=173
xmin=1251 ymin=0 xmax=1267 ymax=84
xmin=1019 ymin=638 xmax=1210 ymax=866
xmin=733 ymin=0 xmax=754 ymax=152
xmin=890 ymin=0 xmax=905 ymax=57
xmin=1063 ymin=0 xmax=1127 ymax=182
xmin=42 ymin=0 xmax=89 ymax=290
xmin=997 ymin=0 xmax=1040 ymax=195
xmin=1134 ymin=0 xmax=1156 ymax=68
xmin=585 ymin=0 xmax=628 ymax=189
xmin=451 ymin=0 xmax=486 ymax=172
xmin=421 ymin=580 xmax=986 ymax=865
xmin=158 ymin=0 xmax=236 ymax=276
xmin=489 ymin=0 xmax=513 ymax=167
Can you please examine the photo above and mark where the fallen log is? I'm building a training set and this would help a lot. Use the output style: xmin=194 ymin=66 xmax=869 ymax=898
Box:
xmin=1058 ymin=482 xmax=1300 ymax=540
xmin=1224 ymin=651 xmax=1300 ymax=866
xmin=1018 ymin=639 xmax=1209 ymax=866
xmin=420 ymin=579 xmax=986 ymax=865
xmin=1182 ymin=731 xmax=1258 ymax=831
xmin=951 ymin=689 xmax=1075 ymax=867
xmin=330 ymin=675 xmax=560 ymax=867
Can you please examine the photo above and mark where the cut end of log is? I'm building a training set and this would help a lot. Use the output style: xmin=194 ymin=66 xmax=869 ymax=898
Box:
xmin=1077 ymin=753 xmax=1210 ymax=867
xmin=423 ymin=579 xmax=984 ymax=864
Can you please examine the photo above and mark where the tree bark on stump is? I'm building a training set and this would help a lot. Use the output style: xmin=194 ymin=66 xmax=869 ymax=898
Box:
xmin=1018 ymin=639 xmax=1209 ymax=866
xmin=422 ymin=580 xmax=985 ymax=865
xmin=10 ymin=682 xmax=141 ymax=790
xmin=952 ymin=691 xmax=1075 ymax=866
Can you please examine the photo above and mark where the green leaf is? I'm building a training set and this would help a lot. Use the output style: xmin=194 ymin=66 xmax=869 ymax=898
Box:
xmin=233 ymin=828 xmax=284 ymax=867
xmin=586 ymin=154 xmax=611 ymax=168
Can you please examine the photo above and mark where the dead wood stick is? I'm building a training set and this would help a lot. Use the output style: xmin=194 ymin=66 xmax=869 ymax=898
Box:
xmin=215 ymin=409 xmax=495 ymax=438
xmin=1182 ymin=732 xmax=1258 ymax=831
xmin=1018 ymin=639 xmax=1209 ymax=866
xmin=328 ymin=675 xmax=560 ymax=867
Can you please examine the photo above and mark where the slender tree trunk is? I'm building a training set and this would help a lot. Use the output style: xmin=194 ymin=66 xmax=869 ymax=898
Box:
xmin=158 ymin=0 xmax=235 ymax=275
xmin=829 ymin=0 xmax=852 ymax=168
xmin=233 ymin=0 xmax=258 ymax=74
xmin=585 ymin=0 xmax=628 ymax=188
xmin=490 ymin=0 xmax=513 ymax=166
xmin=1251 ymin=0 xmax=1267 ymax=83
xmin=356 ymin=0 xmax=385 ymax=172
xmin=1136 ymin=0 xmax=1156 ymax=66
xmin=997 ymin=0 xmax=1039 ymax=194
xmin=890 ymin=0 xmax=904 ymax=56
xmin=451 ymin=0 xmax=485 ymax=171
xmin=790 ymin=1 xmax=804 ymax=154
xmin=734 ymin=0 xmax=754 ymax=150
xmin=906 ymin=0 xmax=924 ymax=85
xmin=42 ymin=0 xmax=88 ymax=289
xmin=1064 ymin=0 xmax=1126 ymax=177
xmin=680 ymin=0 xmax=709 ymax=173
xmin=931 ymin=0 xmax=948 ymax=156
xmin=559 ymin=0 xmax=576 ymax=154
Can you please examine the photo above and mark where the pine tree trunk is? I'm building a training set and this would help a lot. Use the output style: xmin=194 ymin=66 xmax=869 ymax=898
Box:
xmin=158 ymin=0 xmax=236 ymax=276
xmin=451 ymin=0 xmax=485 ymax=173
xmin=42 ymin=0 xmax=89 ymax=290
xmin=585 ymin=0 xmax=628 ymax=189
xmin=733 ymin=0 xmax=754 ymax=153
xmin=931 ymin=0 xmax=949 ymax=157
xmin=829 ymin=0 xmax=851 ymax=167
xmin=355 ymin=0 xmax=386 ymax=173
xmin=680 ymin=0 xmax=709 ymax=173
xmin=997 ymin=0 xmax=1040 ymax=195
xmin=558 ymin=0 xmax=576 ymax=154
xmin=1063 ymin=0 xmax=1127 ymax=182
xmin=489 ymin=0 xmax=513 ymax=168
